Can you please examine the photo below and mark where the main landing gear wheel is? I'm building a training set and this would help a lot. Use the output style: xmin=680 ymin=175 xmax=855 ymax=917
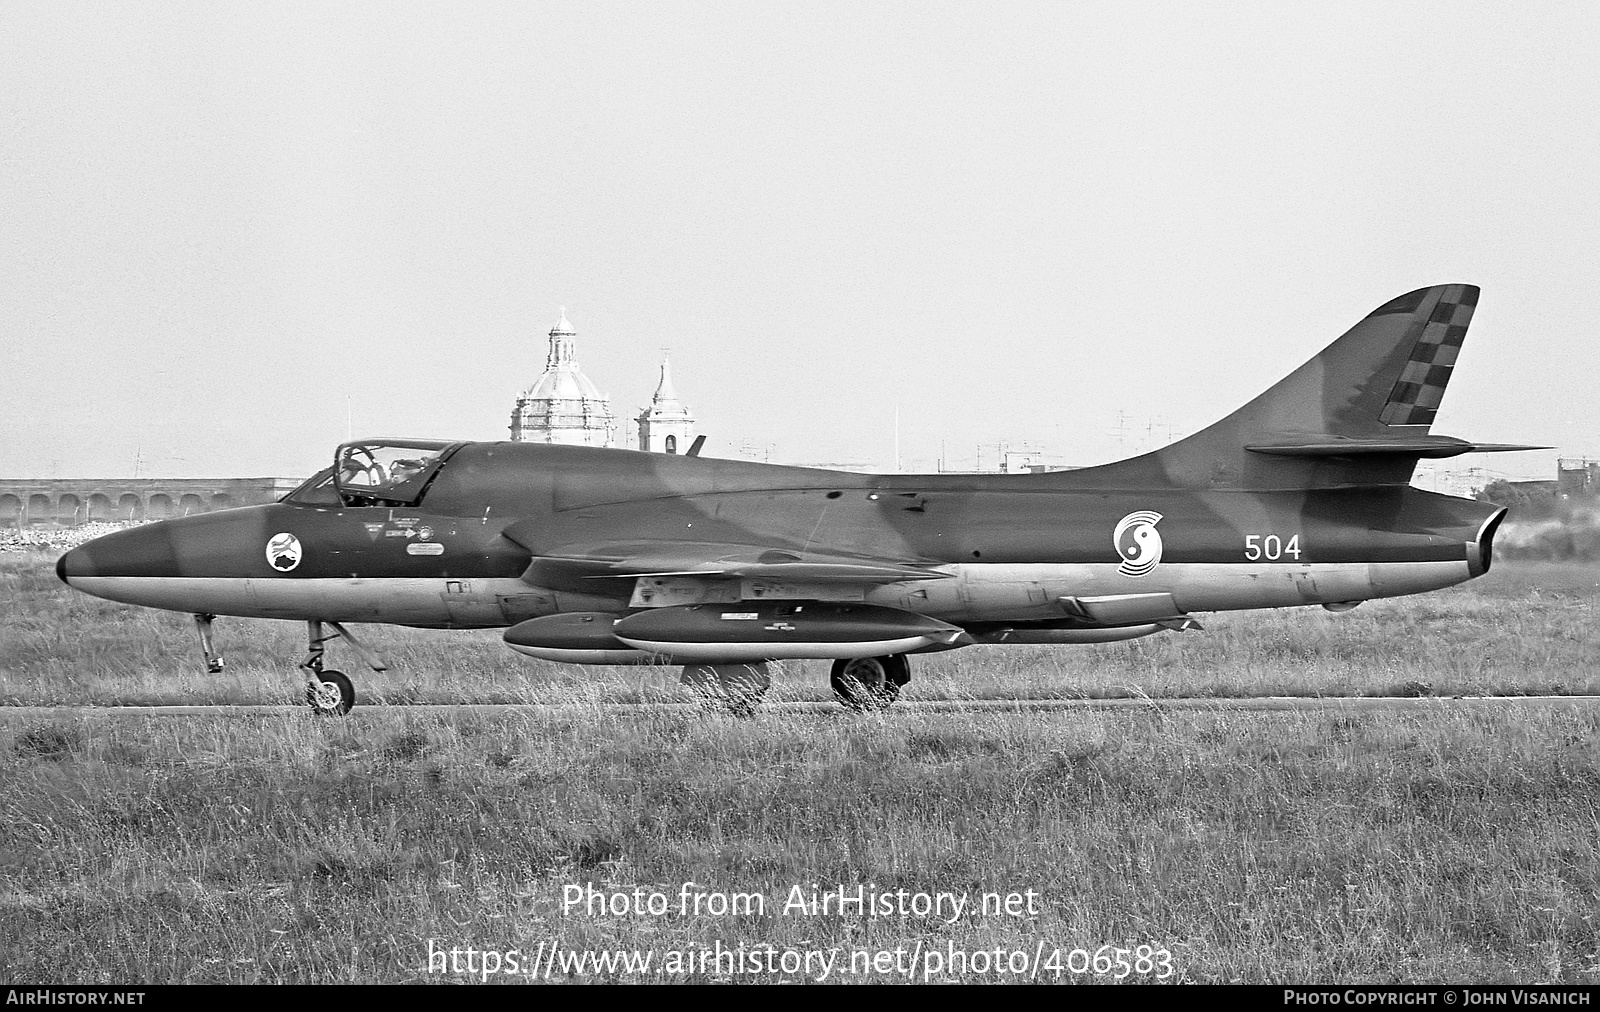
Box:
xmin=298 ymin=620 xmax=388 ymax=717
xmin=306 ymin=669 xmax=355 ymax=717
xmin=831 ymin=655 xmax=908 ymax=712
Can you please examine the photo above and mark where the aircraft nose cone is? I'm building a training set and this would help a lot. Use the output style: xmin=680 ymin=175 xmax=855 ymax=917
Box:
xmin=56 ymin=544 xmax=98 ymax=585
xmin=56 ymin=538 xmax=112 ymax=589
xmin=53 ymin=521 xmax=184 ymax=601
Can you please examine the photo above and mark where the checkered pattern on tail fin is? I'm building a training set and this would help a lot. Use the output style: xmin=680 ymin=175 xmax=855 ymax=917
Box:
xmin=1379 ymin=285 xmax=1478 ymax=427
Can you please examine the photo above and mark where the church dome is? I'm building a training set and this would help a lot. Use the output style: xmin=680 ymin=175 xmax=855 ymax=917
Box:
xmin=510 ymin=309 xmax=617 ymax=447
xmin=523 ymin=365 xmax=608 ymax=402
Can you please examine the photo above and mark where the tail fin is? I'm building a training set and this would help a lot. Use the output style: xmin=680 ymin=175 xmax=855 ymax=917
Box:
xmin=1076 ymin=284 xmax=1539 ymax=490
xmin=1372 ymin=285 xmax=1478 ymax=427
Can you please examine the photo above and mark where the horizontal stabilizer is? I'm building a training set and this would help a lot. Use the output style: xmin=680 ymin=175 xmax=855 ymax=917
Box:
xmin=1246 ymin=437 xmax=1549 ymax=459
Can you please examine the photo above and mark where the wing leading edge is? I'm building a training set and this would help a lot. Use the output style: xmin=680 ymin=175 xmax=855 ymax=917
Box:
xmin=502 ymin=535 xmax=953 ymax=588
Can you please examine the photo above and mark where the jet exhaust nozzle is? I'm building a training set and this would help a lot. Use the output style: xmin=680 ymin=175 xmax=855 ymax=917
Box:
xmin=1468 ymin=508 xmax=1507 ymax=578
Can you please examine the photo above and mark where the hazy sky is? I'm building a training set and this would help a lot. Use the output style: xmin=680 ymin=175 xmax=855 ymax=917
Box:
xmin=3 ymin=3 xmax=1596 ymax=480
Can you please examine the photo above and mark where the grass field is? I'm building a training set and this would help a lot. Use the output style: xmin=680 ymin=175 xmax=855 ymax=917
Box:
xmin=3 ymin=551 xmax=1600 ymax=983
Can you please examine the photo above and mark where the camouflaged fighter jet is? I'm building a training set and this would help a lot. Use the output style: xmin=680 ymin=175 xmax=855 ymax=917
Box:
xmin=57 ymin=284 xmax=1540 ymax=714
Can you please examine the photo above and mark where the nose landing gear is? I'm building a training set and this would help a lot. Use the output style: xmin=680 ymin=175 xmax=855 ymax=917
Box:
xmin=299 ymin=620 xmax=389 ymax=716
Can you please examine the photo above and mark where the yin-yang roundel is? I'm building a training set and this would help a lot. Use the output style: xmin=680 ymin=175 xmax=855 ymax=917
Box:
xmin=1113 ymin=511 xmax=1164 ymax=577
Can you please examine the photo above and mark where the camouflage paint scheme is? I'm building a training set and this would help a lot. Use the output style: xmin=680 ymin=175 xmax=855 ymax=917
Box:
xmin=58 ymin=284 xmax=1530 ymax=679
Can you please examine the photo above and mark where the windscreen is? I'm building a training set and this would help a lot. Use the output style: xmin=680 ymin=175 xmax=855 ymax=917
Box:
xmin=333 ymin=440 xmax=459 ymax=507
xmin=283 ymin=466 xmax=340 ymax=506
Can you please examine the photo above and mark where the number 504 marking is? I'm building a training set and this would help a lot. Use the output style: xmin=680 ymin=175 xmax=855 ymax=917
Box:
xmin=1244 ymin=533 xmax=1301 ymax=561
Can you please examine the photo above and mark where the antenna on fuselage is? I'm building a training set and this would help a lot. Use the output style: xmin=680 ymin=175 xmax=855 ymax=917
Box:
xmin=894 ymin=401 xmax=901 ymax=472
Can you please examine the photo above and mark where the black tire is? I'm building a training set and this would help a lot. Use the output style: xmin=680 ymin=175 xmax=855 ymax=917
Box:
xmin=306 ymin=669 xmax=355 ymax=716
xmin=831 ymin=656 xmax=901 ymax=711
xmin=884 ymin=653 xmax=911 ymax=687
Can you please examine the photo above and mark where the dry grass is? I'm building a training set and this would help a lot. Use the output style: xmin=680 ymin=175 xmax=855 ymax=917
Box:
xmin=3 ymin=552 xmax=1600 ymax=983
xmin=2 ymin=706 xmax=1599 ymax=983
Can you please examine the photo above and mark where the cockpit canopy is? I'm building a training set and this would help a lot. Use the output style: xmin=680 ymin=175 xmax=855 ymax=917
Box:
xmin=284 ymin=439 xmax=463 ymax=508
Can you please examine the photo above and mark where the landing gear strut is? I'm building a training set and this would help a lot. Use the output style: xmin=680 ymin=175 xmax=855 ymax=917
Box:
xmin=299 ymin=620 xmax=389 ymax=716
xmin=192 ymin=613 xmax=224 ymax=674
xmin=831 ymin=654 xmax=910 ymax=711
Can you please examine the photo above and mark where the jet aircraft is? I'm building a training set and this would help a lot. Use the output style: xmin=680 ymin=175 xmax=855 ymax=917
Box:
xmin=57 ymin=284 xmax=1538 ymax=714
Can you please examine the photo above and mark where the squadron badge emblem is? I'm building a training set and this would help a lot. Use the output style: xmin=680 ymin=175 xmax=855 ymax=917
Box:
xmin=265 ymin=533 xmax=303 ymax=572
xmin=1113 ymin=511 xmax=1164 ymax=577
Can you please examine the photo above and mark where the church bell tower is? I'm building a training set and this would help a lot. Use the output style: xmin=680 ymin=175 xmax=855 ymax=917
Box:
xmin=636 ymin=353 xmax=697 ymax=454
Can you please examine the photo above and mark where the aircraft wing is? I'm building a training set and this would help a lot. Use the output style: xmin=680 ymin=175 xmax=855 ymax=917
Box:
xmin=501 ymin=490 xmax=951 ymax=590
xmin=504 ymin=536 xmax=952 ymax=589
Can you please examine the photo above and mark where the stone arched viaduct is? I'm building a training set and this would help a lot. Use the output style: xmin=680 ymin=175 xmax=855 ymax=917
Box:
xmin=0 ymin=478 xmax=303 ymax=527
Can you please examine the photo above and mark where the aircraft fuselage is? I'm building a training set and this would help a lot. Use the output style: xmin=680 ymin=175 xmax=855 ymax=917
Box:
xmin=57 ymin=441 xmax=1502 ymax=631
xmin=53 ymin=282 xmax=1530 ymax=712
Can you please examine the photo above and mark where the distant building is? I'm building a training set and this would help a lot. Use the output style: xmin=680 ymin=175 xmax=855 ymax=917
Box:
xmin=1000 ymin=449 xmax=1079 ymax=474
xmin=0 ymin=477 xmax=302 ymax=527
xmin=636 ymin=354 xmax=697 ymax=454
xmin=1557 ymin=458 xmax=1600 ymax=498
xmin=509 ymin=310 xmax=618 ymax=447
